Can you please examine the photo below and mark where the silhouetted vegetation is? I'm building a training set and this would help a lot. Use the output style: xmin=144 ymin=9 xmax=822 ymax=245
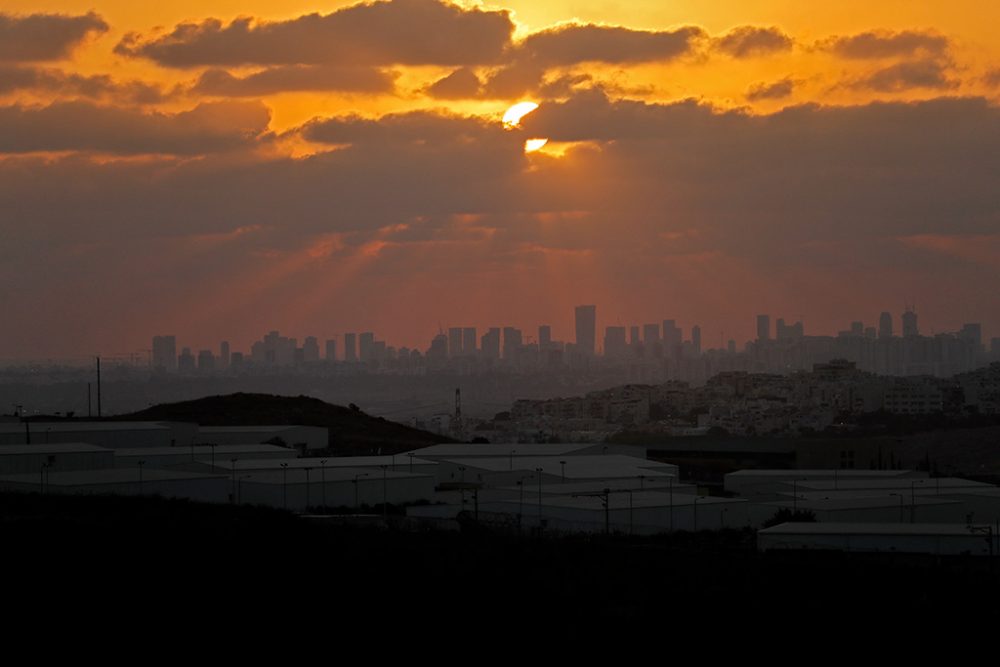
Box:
xmin=118 ymin=392 xmax=453 ymax=455
xmin=762 ymin=508 xmax=817 ymax=529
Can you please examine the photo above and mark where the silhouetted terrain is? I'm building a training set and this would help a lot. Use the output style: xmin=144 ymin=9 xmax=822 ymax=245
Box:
xmin=4 ymin=491 xmax=997 ymax=630
xmin=119 ymin=392 xmax=454 ymax=454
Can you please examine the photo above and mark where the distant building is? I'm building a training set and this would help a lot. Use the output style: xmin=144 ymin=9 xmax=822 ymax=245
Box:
xmin=604 ymin=326 xmax=627 ymax=359
xmin=757 ymin=315 xmax=770 ymax=342
xmin=219 ymin=341 xmax=230 ymax=370
xmin=902 ymin=308 xmax=919 ymax=337
xmin=879 ymin=312 xmax=893 ymax=339
xmin=178 ymin=348 xmax=195 ymax=373
xmin=462 ymin=327 xmax=477 ymax=355
xmin=481 ymin=328 xmax=500 ymax=360
xmin=575 ymin=305 xmax=596 ymax=356
xmin=325 ymin=339 xmax=337 ymax=362
xmin=152 ymin=335 xmax=177 ymax=372
xmin=197 ymin=350 xmax=215 ymax=372
xmin=448 ymin=327 xmax=463 ymax=357
xmin=344 ymin=333 xmax=357 ymax=362
xmin=691 ymin=325 xmax=701 ymax=355
xmin=302 ymin=336 xmax=320 ymax=363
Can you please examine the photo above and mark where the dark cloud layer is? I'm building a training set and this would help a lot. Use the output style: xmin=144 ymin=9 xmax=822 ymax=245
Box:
xmin=3 ymin=93 xmax=999 ymax=356
xmin=854 ymin=59 xmax=958 ymax=92
xmin=193 ymin=65 xmax=397 ymax=96
xmin=0 ymin=65 xmax=166 ymax=103
xmin=0 ymin=100 xmax=269 ymax=154
xmin=822 ymin=30 xmax=950 ymax=59
xmin=517 ymin=24 xmax=706 ymax=66
xmin=115 ymin=0 xmax=514 ymax=67
xmin=715 ymin=26 xmax=793 ymax=57
xmin=746 ymin=76 xmax=796 ymax=101
xmin=0 ymin=12 xmax=108 ymax=62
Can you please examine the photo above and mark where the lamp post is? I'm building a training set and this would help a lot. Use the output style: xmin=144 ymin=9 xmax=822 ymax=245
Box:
xmin=320 ymin=459 xmax=327 ymax=509
xmin=379 ymin=465 xmax=388 ymax=522
xmin=208 ymin=443 xmax=217 ymax=469
xmin=304 ymin=467 xmax=312 ymax=510
xmin=536 ymin=467 xmax=544 ymax=529
xmin=889 ymin=493 xmax=905 ymax=522
xmin=280 ymin=462 xmax=288 ymax=509
xmin=620 ymin=488 xmax=634 ymax=535
xmin=137 ymin=460 xmax=145 ymax=495
xmin=560 ymin=460 xmax=567 ymax=483
xmin=353 ymin=472 xmax=369 ymax=509
xmin=509 ymin=449 xmax=516 ymax=471
xmin=230 ymin=458 xmax=238 ymax=504
xmin=407 ymin=453 xmax=414 ymax=473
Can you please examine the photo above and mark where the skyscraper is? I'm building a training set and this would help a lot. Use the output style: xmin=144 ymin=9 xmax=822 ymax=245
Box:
xmin=604 ymin=326 xmax=627 ymax=358
xmin=575 ymin=305 xmax=596 ymax=356
xmin=539 ymin=325 xmax=552 ymax=349
xmin=462 ymin=327 xmax=477 ymax=355
xmin=344 ymin=333 xmax=357 ymax=362
xmin=902 ymin=308 xmax=918 ymax=337
xmin=448 ymin=327 xmax=463 ymax=357
xmin=302 ymin=336 xmax=320 ymax=363
xmin=691 ymin=325 xmax=702 ymax=354
xmin=359 ymin=332 xmax=375 ymax=362
xmin=325 ymin=339 xmax=337 ymax=361
xmin=878 ymin=312 xmax=893 ymax=339
xmin=481 ymin=328 xmax=501 ymax=360
xmin=757 ymin=315 xmax=771 ymax=342
xmin=219 ymin=341 xmax=230 ymax=369
xmin=152 ymin=335 xmax=177 ymax=372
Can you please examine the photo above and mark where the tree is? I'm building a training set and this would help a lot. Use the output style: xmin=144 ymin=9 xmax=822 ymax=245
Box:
xmin=762 ymin=508 xmax=816 ymax=529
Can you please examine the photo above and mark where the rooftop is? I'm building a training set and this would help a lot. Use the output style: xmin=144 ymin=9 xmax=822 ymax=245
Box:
xmin=760 ymin=522 xmax=998 ymax=537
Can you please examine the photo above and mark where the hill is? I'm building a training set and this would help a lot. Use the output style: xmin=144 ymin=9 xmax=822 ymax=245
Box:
xmin=120 ymin=392 xmax=454 ymax=455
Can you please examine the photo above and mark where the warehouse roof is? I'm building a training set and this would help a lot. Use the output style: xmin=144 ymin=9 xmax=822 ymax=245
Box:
xmin=496 ymin=478 xmax=695 ymax=496
xmin=487 ymin=492 xmax=743 ymax=512
xmin=404 ymin=443 xmax=600 ymax=458
xmin=760 ymin=522 xmax=996 ymax=537
xmin=441 ymin=455 xmax=676 ymax=479
xmin=235 ymin=467 xmax=432 ymax=485
xmin=727 ymin=469 xmax=921 ymax=478
xmin=793 ymin=477 xmax=988 ymax=492
xmin=765 ymin=496 xmax=962 ymax=511
xmin=113 ymin=445 xmax=292 ymax=457
xmin=202 ymin=456 xmax=437 ymax=471
xmin=0 ymin=468 xmax=225 ymax=486
xmin=0 ymin=443 xmax=111 ymax=455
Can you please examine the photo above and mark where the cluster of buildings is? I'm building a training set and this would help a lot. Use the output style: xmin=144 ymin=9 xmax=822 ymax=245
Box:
xmin=148 ymin=306 xmax=996 ymax=386
xmin=483 ymin=359 xmax=1000 ymax=442
xmin=1 ymin=420 xmax=998 ymax=555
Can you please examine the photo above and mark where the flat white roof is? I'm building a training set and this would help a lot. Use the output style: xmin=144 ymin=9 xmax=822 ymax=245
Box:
xmin=0 ymin=443 xmax=111 ymax=455
xmin=760 ymin=522 xmax=997 ymax=537
xmin=441 ymin=455 xmax=676 ymax=479
xmin=203 ymin=456 xmax=437 ymax=471
xmin=405 ymin=444 xmax=600 ymax=457
xmin=0 ymin=468 xmax=225 ymax=485
xmin=795 ymin=477 xmax=988 ymax=491
xmin=765 ymin=496 xmax=962 ymax=511
xmin=113 ymin=445 xmax=292 ymax=457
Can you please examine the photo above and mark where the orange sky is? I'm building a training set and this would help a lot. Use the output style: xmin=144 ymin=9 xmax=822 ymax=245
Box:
xmin=1 ymin=1 xmax=998 ymax=358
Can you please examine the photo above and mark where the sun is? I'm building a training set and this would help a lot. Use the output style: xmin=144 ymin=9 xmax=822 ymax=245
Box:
xmin=502 ymin=101 xmax=539 ymax=128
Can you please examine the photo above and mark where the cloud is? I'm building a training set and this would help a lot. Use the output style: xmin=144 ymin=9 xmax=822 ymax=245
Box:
xmin=715 ymin=26 xmax=794 ymax=58
xmin=0 ymin=12 xmax=108 ymax=62
xmin=0 ymin=100 xmax=270 ymax=154
xmin=746 ymin=76 xmax=796 ymax=101
xmin=516 ymin=24 xmax=706 ymax=66
xmin=192 ymin=65 xmax=397 ymax=96
xmin=115 ymin=0 xmax=514 ymax=67
xmin=852 ymin=59 xmax=959 ymax=92
xmin=424 ymin=67 xmax=482 ymax=99
xmin=4 ymin=94 xmax=1000 ymax=356
xmin=821 ymin=30 xmax=950 ymax=59
xmin=984 ymin=69 xmax=1000 ymax=87
xmin=0 ymin=65 xmax=167 ymax=103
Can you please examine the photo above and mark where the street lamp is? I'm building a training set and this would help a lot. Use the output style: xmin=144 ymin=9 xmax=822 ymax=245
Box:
xmin=407 ymin=452 xmax=414 ymax=473
xmin=230 ymin=458 xmax=238 ymax=504
xmin=137 ymin=460 xmax=146 ymax=495
xmin=560 ymin=460 xmax=567 ymax=483
xmin=280 ymin=462 xmax=288 ymax=509
xmin=304 ymin=467 xmax=313 ymax=509
xmin=535 ymin=467 xmax=544 ymax=528
xmin=889 ymin=492 xmax=905 ymax=522
xmin=320 ymin=459 xmax=328 ymax=509
xmin=352 ymin=472 xmax=369 ymax=509
xmin=509 ymin=449 xmax=516 ymax=471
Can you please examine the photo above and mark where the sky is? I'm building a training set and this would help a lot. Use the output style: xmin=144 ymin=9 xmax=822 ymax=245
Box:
xmin=1 ymin=0 xmax=999 ymax=360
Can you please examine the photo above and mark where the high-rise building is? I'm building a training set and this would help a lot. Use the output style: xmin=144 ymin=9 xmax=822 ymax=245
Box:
xmin=643 ymin=323 xmax=661 ymax=358
xmin=902 ymin=308 xmax=918 ymax=337
xmin=575 ymin=305 xmax=596 ymax=356
xmin=959 ymin=323 xmax=982 ymax=349
xmin=604 ymin=326 xmax=627 ymax=359
xmin=878 ymin=312 xmax=893 ymax=339
xmin=344 ymin=333 xmax=358 ymax=362
xmin=152 ymin=335 xmax=177 ymax=372
xmin=302 ymin=336 xmax=320 ymax=363
xmin=539 ymin=325 xmax=552 ymax=349
xmin=359 ymin=332 xmax=375 ymax=362
xmin=197 ymin=349 xmax=215 ymax=371
xmin=462 ymin=327 xmax=477 ymax=355
xmin=481 ymin=328 xmax=501 ymax=360
xmin=448 ymin=327 xmax=463 ymax=357
xmin=178 ymin=348 xmax=195 ymax=373
xmin=503 ymin=327 xmax=523 ymax=359
xmin=629 ymin=326 xmax=640 ymax=346
xmin=691 ymin=325 xmax=702 ymax=354
xmin=325 ymin=339 xmax=337 ymax=361
xmin=850 ymin=321 xmax=864 ymax=336
xmin=219 ymin=341 xmax=230 ymax=369
xmin=757 ymin=315 xmax=771 ymax=342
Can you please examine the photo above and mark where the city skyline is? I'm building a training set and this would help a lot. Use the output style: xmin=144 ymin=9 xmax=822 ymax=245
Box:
xmin=2 ymin=2 xmax=1000 ymax=360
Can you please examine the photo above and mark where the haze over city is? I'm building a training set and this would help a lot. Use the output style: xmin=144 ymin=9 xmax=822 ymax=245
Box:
xmin=1 ymin=1 xmax=999 ymax=360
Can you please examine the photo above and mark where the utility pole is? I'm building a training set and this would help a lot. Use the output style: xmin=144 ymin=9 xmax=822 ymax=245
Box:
xmin=95 ymin=356 xmax=102 ymax=418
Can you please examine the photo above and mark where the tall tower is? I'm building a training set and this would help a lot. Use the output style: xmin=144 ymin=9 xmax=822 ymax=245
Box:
xmin=344 ymin=333 xmax=358 ymax=362
xmin=878 ymin=312 xmax=893 ymax=339
xmin=691 ymin=325 xmax=702 ymax=355
xmin=901 ymin=307 xmax=918 ymax=337
xmin=756 ymin=315 xmax=771 ymax=342
xmin=575 ymin=305 xmax=596 ymax=356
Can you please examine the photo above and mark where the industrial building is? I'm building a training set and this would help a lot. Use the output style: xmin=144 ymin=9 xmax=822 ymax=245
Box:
xmin=758 ymin=523 xmax=1000 ymax=556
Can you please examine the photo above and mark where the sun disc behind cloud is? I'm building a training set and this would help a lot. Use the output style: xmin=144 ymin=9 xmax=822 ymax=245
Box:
xmin=503 ymin=101 xmax=539 ymax=128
